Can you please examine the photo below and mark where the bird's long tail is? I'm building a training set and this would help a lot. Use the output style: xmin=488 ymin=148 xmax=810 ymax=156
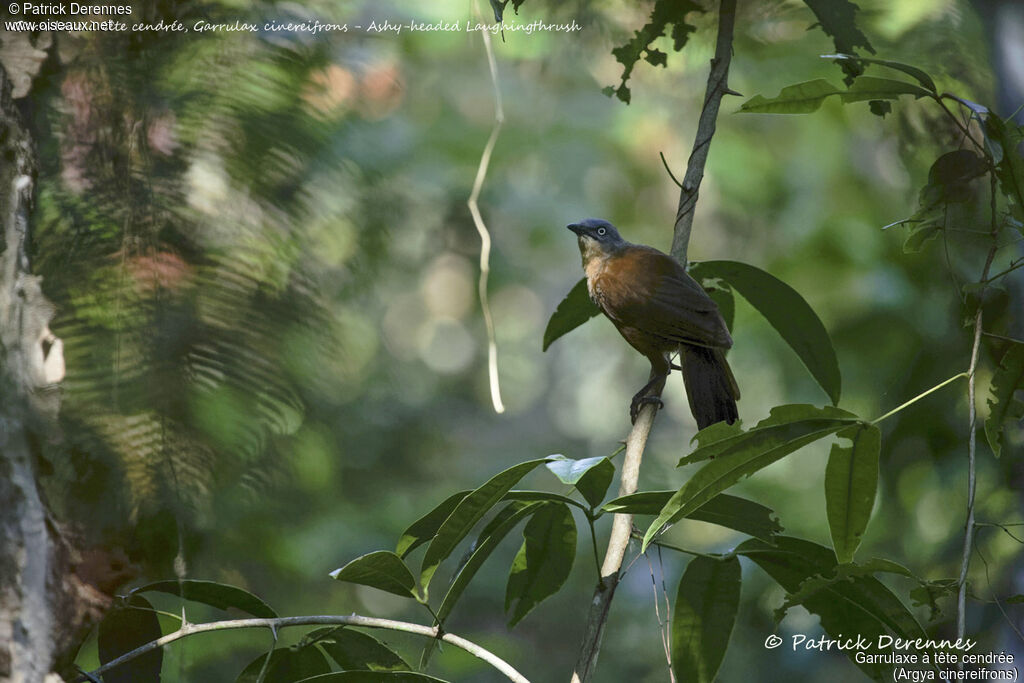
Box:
xmin=680 ymin=346 xmax=739 ymax=429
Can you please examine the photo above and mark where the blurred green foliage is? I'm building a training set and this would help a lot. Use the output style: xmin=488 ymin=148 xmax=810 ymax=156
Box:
xmin=22 ymin=0 xmax=1022 ymax=680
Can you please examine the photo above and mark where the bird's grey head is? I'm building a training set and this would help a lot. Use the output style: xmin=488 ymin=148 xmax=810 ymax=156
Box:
xmin=567 ymin=219 xmax=626 ymax=250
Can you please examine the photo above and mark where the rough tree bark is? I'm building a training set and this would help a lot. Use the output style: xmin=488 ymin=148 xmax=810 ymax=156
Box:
xmin=0 ymin=57 xmax=97 ymax=683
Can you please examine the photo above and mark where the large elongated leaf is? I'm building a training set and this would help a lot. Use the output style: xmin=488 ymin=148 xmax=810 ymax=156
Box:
xmin=330 ymin=551 xmax=419 ymax=599
xmin=671 ymin=556 xmax=742 ymax=683
xmin=738 ymin=77 xmax=928 ymax=115
xmin=737 ymin=537 xmax=926 ymax=681
xmin=820 ymin=54 xmax=936 ymax=93
xmin=825 ymin=424 xmax=880 ymax=563
xmin=603 ymin=492 xmax=781 ymax=541
xmin=133 ymin=579 xmax=278 ymax=618
xmin=545 ymin=454 xmax=616 ymax=507
xmin=420 ymin=459 xmax=550 ymax=595
xmin=396 ymin=491 xmax=470 ymax=559
xmin=542 ymin=278 xmax=600 ymax=351
xmin=986 ymin=344 xmax=1024 ymax=457
xmin=690 ymin=261 xmax=841 ymax=404
xmin=236 ymin=647 xmax=331 ymax=683
xmin=505 ymin=502 xmax=577 ymax=626
xmin=644 ymin=405 xmax=860 ymax=550
xmin=98 ymin=595 xmax=163 ymax=683
xmin=317 ymin=629 xmax=408 ymax=672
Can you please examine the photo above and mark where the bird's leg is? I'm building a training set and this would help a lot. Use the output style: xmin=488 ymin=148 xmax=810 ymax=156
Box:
xmin=629 ymin=363 xmax=669 ymax=424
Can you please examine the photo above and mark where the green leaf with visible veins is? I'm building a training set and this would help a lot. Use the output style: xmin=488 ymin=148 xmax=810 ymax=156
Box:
xmin=505 ymin=502 xmax=576 ymax=626
xmin=825 ymin=424 xmax=881 ymax=563
xmin=671 ymin=556 xmax=742 ymax=683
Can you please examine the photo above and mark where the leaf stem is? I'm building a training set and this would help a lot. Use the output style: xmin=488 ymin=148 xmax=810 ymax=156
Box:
xmin=869 ymin=372 xmax=968 ymax=425
xmin=80 ymin=615 xmax=531 ymax=683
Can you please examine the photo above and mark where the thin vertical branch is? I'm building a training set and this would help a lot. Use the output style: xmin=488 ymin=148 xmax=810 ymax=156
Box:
xmin=670 ymin=0 xmax=739 ymax=265
xmin=956 ymin=169 xmax=1001 ymax=642
xmin=571 ymin=1 xmax=738 ymax=680
xmin=468 ymin=0 xmax=506 ymax=414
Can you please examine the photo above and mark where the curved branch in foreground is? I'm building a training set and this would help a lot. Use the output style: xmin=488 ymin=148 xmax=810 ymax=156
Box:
xmin=81 ymin=614 xmax=530 ymax=683
xmin=571 ymin=2 xmax=738 ymax=681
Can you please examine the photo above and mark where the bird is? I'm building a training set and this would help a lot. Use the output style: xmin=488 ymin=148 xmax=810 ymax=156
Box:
xmin=567 ymin=218 xmax=739 ymax=428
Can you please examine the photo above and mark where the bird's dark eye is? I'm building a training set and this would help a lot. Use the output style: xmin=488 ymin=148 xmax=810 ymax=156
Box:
xmin=597 ymin=227 xmax=607 ymax=236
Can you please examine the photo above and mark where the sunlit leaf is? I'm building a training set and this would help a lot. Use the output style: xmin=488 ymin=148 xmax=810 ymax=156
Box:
xmin=505 ymin=502 xmax=577 ymax=626
xmin=133 ymin=579 xmax=277 ymax=619
xmin=420 ymin=459 xmax=550 ymax=595
xmin=542 ymin=278 xmax=600 ymax=351
xmin=330 ymin=551 xmax=419 ymax=599
xmin=825 ymin=424 xmax=881 ymax=563
xmin=690 ymin=261 xmax=841 ymax=404
xmin=985 ymin=343 xmax=1024 ymax=457
xmin=603 ymin=492 xmax=781 ymax=541
xmin=738 ymin=77 xmax=927 ymax=115
xmin=396 ymin=491 xmax=470 ymax=559
xmin=545 ymin=454 xmax=615 ymax=507
xmin=645 ymin=405 xmax=860 ymax=550
xmin=98 ymin=595 xmax=163 ymax=683
xmin=671 ymin=556 xmax=741 ymax=683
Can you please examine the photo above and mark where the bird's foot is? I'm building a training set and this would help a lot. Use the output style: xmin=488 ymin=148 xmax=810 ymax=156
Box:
xmin=630 ymin=394 xmax=664 ymax=424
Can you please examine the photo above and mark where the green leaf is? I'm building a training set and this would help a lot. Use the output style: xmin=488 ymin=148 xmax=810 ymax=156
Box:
xmin=317 ymin=629 xmax=408 ymax=672
xmin=645 ymin=405 xmax=860 ymax=550
xmin=133 ymin=579 xmax=277 ymax=618
xmin=292 ymin=673 xmax=449 ymax=682
xmin=420 ymin=459 xmax=550 ymax=595
xmin=436 ymin=502 xmax=543 ymax=626
xmin=545 ymin=454 xmax=615 ymax=507
xmin=737 ymin=537 xmax=926 ymax=681
xmin=772 ymin=558 xmax=919 ymax=623
xmin=985 ymin=117 xmax=1024 ymax=222
xmin=542 ymin=278 xmax=600 ymax=351
xmin=986 ymin=343 xmax=1024 ymax=457
xmin=825 ymin=424 xmax=881 ymax=563
xmin=697 ymin=276 xmax=735 ymax=333
xmin=330 ymin=551 xmax=419 ymax=599
xmin=98 ymin=595 xmax=163 ymax=683
xmin=738 ymin=79 xmax=841 ymax=114
xmin=605 ymin=0 xmax=703 ymax=104
xmin=690 ymin=261 xmax=841 ymax=404
xmin=903 ymin=222 xmax=941 ymax=253
xmin=236 ymin=647 xmax=330 ymax=683
xmin=820 ymin=54 xmax=937 ymax=93
xmin=738 ymin=77 xmax=927 ymax=114
xmin=503 ymin=490 xmax=588 ymax=511
xmin=671 ymin=556 xmax=741 ymax=683
xmin=603 ymin=492 xmax=781 ymax=542
xmin=505 ymin=502 xmax=577 ymax=626
xmin=1006 ymin=595 xmax=1024 ymax=604
xmin=396 ymin=491 xmax=470 ymax=559
xmin=802 ymin=0 xmax=874 ymax=83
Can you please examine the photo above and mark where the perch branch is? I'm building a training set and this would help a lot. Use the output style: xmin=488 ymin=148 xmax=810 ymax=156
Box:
xmin=670 ymin=0 xmax=739 ymax=265
xmin=80 ymin=614 xmax=530 ymax=683
xmin=571 ymin=1 xmax=738 ymax=681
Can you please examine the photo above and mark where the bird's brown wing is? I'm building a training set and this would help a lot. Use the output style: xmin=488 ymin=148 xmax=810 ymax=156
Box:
xmin=596 ymin=247 xmax=732 ymax=349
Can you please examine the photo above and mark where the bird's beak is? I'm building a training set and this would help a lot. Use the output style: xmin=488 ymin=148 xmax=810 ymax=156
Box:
xmin=567 ymin=223 xmax=584 ymax=236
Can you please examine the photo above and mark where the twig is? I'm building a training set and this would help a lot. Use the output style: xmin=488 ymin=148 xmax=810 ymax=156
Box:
xmin=80 ymin=615 xmax=530 ymax=683
xmin=670 ymin=0 xmax=739 ymax=265
xmin=956 ymin=170 xmax=1001 ymax=648
xmin=570 ymin=2 xmax=738 ymax=680
xmin=468 ymin=0 xmax=506 ymax=414
xmin=870 ymin=372 xmax=968 ymax=425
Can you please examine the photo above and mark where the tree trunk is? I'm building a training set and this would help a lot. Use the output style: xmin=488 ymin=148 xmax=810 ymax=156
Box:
xmin=0 ymin=60 xmax=80 ymax=683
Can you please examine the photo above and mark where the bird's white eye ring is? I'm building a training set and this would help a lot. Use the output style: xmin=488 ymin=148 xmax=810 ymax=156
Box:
xmin=597 ymin=227 xmax=607 ymax=236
